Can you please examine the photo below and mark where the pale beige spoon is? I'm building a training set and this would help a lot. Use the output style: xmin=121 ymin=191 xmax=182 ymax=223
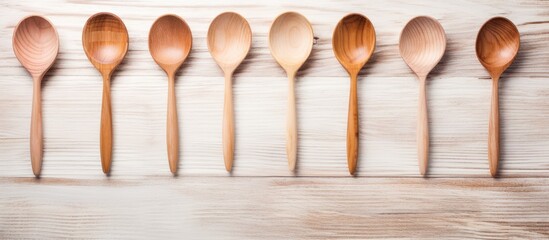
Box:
xmin=149 ymin=14 xmax=192 ymax=174
xmin=269 ymin=12 xmax=313 ymax=171
xmin=208 ymin=12 xmax=252 ymax=172
xmin=476 ymin=17 xmax=520 ymax=177
xmin=13 ymin=15 xmax=59 ymax=177
xmin=207 ymin=12 xmax=252 ymax=172
xmin=399 ymin=16 xmax=446 ymax=175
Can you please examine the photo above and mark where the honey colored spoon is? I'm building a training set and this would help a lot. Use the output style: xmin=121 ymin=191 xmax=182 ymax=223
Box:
xmin=399 ymin=16 xmax=446 ymax=176
xmin=332 ymin=13 xmax=376 ymax=175
xmin=207 ymin=12 xmax=251 ymax=172
xmin=476 ymin=17 xmax=520 ymax=177
xmin=149 ymin=14 xmax=192 ymax=174
xmin=269 ymin=12 xmax=313 ymax=171
xmin=12 ymin=16 xmax=59 ymax=177
xmin=82 ymin=13 xmax=128 ymax=174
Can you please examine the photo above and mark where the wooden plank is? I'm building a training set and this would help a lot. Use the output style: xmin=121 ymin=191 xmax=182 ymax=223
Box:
xmin=0 ymin=177 xmax=547 ymax=239
xmin=1 ymin=0 xmax=548 ymax=238
xmin=1 ymin=75 xmax=548 ymax=178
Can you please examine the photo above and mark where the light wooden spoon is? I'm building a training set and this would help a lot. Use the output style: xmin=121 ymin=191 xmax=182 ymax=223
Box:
xmin=12 ymin=16 xmax=59 ymax=177
xmin=332 ymin=13 xmax=376 ymax=175
xmin=82 ymin=13 xmax=129 ymax=174
xmin=269 ymin=12 xmax=313 ymax=171
xmin=399 ymin=16 xmax=446 ymax=176
xmin=207 ymin=12 xmax=251 ymax=172
xmin=149 ymin=14 xmax=192 ymax=175
xmin=476 ymin=17 xmax=520 ymax=177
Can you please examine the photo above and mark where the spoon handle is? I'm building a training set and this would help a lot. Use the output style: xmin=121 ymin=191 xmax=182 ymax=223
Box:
xmin=30 ymin=77 xmax=43 ymax=176
xmin=347 ymin=74 xmax=359 ymax=175
xmin=167 ymin=74 xmax=179 ymax=174
xmin=100 ymin=77 xmax=113 ymax=174
xmin=488 ymin=79 xmax=500 ymax=177
xmin=417 ymin=76 xmax=429 ymax=175
xmin=223 ymin=73 xmax=234 ymax=172
xmin=287 ymin=73 xmax=297 ymax=171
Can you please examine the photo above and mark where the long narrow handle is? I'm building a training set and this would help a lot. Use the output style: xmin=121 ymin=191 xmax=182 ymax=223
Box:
xmin=287 ymin=73 xmax=297 ymax=171
xmin=223 ymin=73 xmax=234 ymax=172
xmin=167 ymin=74 xmax=179 ymax=174
xmin=347 ymin=74 xmax=359 ymax=175
xmin=488 ymin=79 xmax=500 ymax=177
xmin=30 ymin=77 xmax=43 ymax=177
xmin=417 ymin=76 xmax=429 ymax=175
xmin=100 ymin=77 xmax=113 ymax=174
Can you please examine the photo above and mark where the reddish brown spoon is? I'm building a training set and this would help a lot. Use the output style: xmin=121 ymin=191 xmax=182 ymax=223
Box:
xmin=332 ymin=13 xmax=376 ymax=175
xmin=13 ymin=15 xmax=59 ymax=177
xmin=476 ymin=17 xmax=520 ymax=177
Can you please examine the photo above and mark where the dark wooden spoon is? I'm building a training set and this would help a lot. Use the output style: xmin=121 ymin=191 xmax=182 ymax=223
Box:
xmin=332 ymin=13 xmax=376 ymax=175
xmin=476 ymin=17 xmax=520 ymax=177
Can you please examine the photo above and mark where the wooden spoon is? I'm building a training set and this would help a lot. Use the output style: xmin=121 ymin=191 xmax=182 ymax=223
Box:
xmin=269 ymin=12 xmax=313 ymax=171
xmin=332 ymin=13 xmax=376 ymax=175
xmin=149 ymin=14 xmax=192 ymax=175
xmin=82 ymin=13 xmax=129 ymax=174
xmin=399 ymin=16 xmax=446 ymax=176
xmin=207 ymin=12 xmax=251 ymax=172
xmin=12 ymin=16 xmax=59 ymax=177
xmin=476 ymin=17 xmax=520 ymax=177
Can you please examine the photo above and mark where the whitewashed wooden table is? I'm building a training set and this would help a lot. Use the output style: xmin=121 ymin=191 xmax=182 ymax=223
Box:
xmin=1 ymin=0 xmax=548 ymax=238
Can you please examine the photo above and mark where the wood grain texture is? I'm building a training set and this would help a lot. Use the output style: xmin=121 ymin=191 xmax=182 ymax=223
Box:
xmin=476 ymin=17 xmax=521 ymax=177
xmin=1 ymin=0 xmax=549 ymax=238
xmin=12 ymin=15 xmax=59 ymax=176
xmin=0 ymin=177 xmax=548 ymax=239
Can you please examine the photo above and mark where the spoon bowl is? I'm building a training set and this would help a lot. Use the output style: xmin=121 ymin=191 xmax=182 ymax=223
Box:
xmin=13 ymin=16 xmax=59 ymax=78
xmin=476 ymin=17 xmax=520 ymax=177
xmin=150 ymin=14 xmax=192 ymax=71
xmin=476 ymin=17 xmax=520 ymax=79
xmin=332 ymin=13 xmax=376 ymax=175
xmin=149 ymin=14 xmax=192 ymax=174
xmin=400 ymin=16 xmax=446 ymax=77
xmin=399 ymin=16 xmax=446 ymax=176
xmin=208 ymin=12 xmax=252 ymax=172
xmin=269 ymin=12 xmax=314 ymax=72
xmin=208 ymin=12 xmax=251 ymax=72
xmin=82 ymin=12 xmax=129 ymax=174
xmin=83 ymin=13 xmax=129 ymax=73
xmin=13 ymin=15 xmax=59 ymax=176
xmin=333 ymin=14 xmax=376 ymax=74
xmin=269 ymin=12 xmax=313 ymax=171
